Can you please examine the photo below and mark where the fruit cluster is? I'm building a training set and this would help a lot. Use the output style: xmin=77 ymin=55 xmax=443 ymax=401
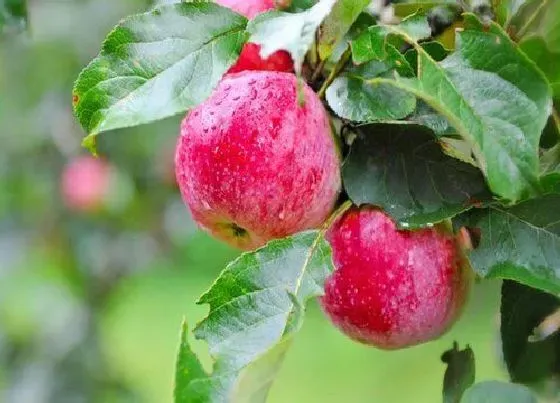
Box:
xmin=174 ymin=0 xmax=472 ymax=350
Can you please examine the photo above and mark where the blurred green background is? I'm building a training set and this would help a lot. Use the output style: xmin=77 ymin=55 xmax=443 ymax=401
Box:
xmin=0 ymin=1 xmax=506 ymax=402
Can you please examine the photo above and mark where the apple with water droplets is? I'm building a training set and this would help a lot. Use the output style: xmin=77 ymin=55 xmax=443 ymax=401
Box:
xmin=216 ymin=0 xmax=294 ymax=74
xmin=175 ymin=71 xmax=341 ymax=250
xmin=61 ymin=155 xmax=111 ymax=213
xmin=321 ymin=206 xmax=472 ymax=349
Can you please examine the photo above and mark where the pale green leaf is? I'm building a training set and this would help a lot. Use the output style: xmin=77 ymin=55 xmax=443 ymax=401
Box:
xmin=317 ymin=0 xmax=370 ymax=60
xmin=247 ymin=0 xmax=337 ymax=73
xmin=73 ymin=3 xmax=247 ymax=139
xmin=176 ymin=230 xmax=337 ymax=402
xmin=460 ymin=194 xmax=560 ymax=295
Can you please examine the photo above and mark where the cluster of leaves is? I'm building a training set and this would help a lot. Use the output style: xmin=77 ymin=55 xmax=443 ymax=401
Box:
xmin=4 ymin=0 xmax=553 ymax=401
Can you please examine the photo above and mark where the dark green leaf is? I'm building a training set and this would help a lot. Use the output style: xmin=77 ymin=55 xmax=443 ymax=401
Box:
xmin=501 ymin=280 xmax=560 ymax=385
xmin=343 ymin=124 xmax=490 ymax=229
xmin=317 ymin=0 xmax=370 ymax=60
xmin=460 ymin=381 xmax=537 ymax=403
xmin=247 ymin=0 xmax=336 ymax=73
xmin=325 ymin=55 xmax=416 ymax=123
xmin=0 ymin=0 xmax=27 ymax=34
xmin=73 ymin=3 xmax=247 ymax=140
xmin=540 ymin=111 xmax=560 ymax=148
xmin=460 ymin=194 xmax=560 ymax=295
xmin=184 ymin=230 xmax=336 ymax=402
xmin=442 ymin=342 xmax=476 ymax=403
xmin=286 ymin=0 xmax=317 ymax=12
xmin=350 ymin=14 xmax=552 ymax=202
xmin=174 ymin=320 xmax=209 ymax=403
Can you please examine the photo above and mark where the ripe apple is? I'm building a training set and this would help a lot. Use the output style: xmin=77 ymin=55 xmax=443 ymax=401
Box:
xmin=216 ymin=0 xmax=294 ymax=74
xmin=61 ymin=155 xmax=111 ymax=213
xmin=175 ymin=71 xmax=341 ymax=250
xmin=320 ymin=206 xmax=472 ymax=349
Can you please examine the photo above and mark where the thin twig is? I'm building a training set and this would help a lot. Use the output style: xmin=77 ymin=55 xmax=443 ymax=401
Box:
xmin=317 ymin=47 xmax=352 ymax=99
xmin=311 ymin=59 xmax=326 ymax=82
xmin=552 ymin=108 xmax=560 ymax=140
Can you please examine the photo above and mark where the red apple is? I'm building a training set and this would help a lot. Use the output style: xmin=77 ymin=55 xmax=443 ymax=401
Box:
xmin=175 ymin=71 xmax=341 ymax=250
xmin=321 ymin=206 xmax=472 ymax=349
xmin=216 ymin=0 xmax=294 ymax=74
xmin=61 ymin=155 xmax=111 ymax=213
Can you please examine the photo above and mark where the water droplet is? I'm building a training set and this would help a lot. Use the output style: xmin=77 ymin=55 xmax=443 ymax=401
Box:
xmin=278 ymin=211 xmax=285 ymax=220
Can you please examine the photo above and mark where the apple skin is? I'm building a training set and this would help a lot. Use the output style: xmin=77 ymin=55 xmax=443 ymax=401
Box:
xmin=216 ymin=0 xmax=294 ymax=74
xmin=227 ymin=43 xmax=294 ymax=74
xmin=61 ymin=155 xmax=110 ymax=213
xmin=175 ymin=71 xmax=341 ymax=250
xmin=216 ymin=0 xmax=276 ymax=19
xmin=320 ymin=206 xmax=472 ymax=349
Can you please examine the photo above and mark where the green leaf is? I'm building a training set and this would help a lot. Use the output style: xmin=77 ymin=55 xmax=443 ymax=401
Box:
xmin=286 ymin=0 xmax=317 ymax=12
xmin=541 ymin=143 xmax=560 ymax=174
xmin=327 ymin=12 xmax=377 ymax=63
xmin=343 ymin=124 xmax=490 ymax=229
xmin=541 ymin=172 xmax=560 ymax=193
xmin=72 ymin=3 xmax=247 ymax=141
xmin=174 ymin=320 xmax=209 ymax=403
xmin=350 ymin=14 xmax=553 ymax=202
xmin=460 ymin=381 xmax=538 ymax=403
xmin=183 ymin=230 xmax=337 ymax=402
xmin=540 ymin=110 xmax=560 ymax=148
xmin=508 ymin=0 xmax=560 ymax=98
xmin=406 ymin=101 xmax=455 ymax=137
xmin=325 ymin=55 xmax=416 ymax=123
xmin=0 ymin=0 xmax=27 ymax=34
xmin=350 ymin=12 xmax=432 ymax=64
xmin=404 ymin=41 xmax=448 ymax=74
xmin=460 ymin=194 xmax=560 ymax=295
xmin=501 ymin=280 xmax=560 ymax=385
xmin=317 ymin=0 xmax=370 ymax=61
xmin=247 ymin=0 xmax=337 ymax=73
xmin=442 ymin=342 xmax=476 ymax=403
xmin=520 ymin=37 xmax=560 ymax=99
xmin=492 ymin=0 xmax=526 ymax=26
